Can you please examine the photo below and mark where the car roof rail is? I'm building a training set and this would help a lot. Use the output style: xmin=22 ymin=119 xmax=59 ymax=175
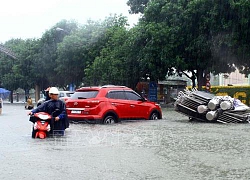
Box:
xmin=101 ymin=85 xmax=127 ymax=88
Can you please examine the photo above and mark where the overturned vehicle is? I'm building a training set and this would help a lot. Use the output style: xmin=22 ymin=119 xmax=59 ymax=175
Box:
xmin=174 ymin=89 xmax=250 ymax=123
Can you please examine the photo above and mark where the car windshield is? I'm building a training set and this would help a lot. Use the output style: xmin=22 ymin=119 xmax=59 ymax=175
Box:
xmin=70 ymin=91 xmax=98 ymax=99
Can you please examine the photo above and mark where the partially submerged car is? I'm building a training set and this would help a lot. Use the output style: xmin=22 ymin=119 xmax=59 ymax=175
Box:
xmin=65 ymin=85 xmax=162 ymax=124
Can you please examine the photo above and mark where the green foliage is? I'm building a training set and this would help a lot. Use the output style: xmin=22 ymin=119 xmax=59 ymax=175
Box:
xmin=127 ymin=0 xmax=149 ymax=14
xmin=38 ymin=20 xmax=79 ymax=89
xmin=0 ymin=39 xmax=40 ymax=91
xmin=1 ymin=1 xmax=250 ymax=93
xmin=56 ymin=20 xmax=102 ymax=87
xmin=137 ymin=0 xmax=250 ymax=89
xmin=84 ymin=15 xmax=131 ymax=86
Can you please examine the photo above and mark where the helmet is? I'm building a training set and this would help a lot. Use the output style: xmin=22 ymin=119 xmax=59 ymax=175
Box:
xmin=49 ymin=87 xmax=59 ymax=94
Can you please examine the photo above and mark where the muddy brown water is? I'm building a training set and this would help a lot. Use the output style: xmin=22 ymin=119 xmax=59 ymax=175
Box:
xmin=0 ymin=103 xmax=250 ymax=180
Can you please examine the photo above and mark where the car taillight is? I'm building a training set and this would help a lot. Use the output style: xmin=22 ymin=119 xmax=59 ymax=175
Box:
xmin=88 ymin=100 xmax=99 ymax=104
xmin=85 ymin=100 xmax=100 ymax=108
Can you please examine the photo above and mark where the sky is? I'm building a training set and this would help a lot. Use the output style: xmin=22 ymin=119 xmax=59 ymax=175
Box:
xmin=0 ymin=0 xmax=140 ymax=43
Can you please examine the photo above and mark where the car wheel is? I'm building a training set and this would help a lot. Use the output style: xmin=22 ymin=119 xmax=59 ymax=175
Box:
xmin=103 ymin=115 xmax=116 ymax=124
xmin=149 ymin=111 xmax=159 ymax=120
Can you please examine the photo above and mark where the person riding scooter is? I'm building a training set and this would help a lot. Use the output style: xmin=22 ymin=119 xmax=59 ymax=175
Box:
xmin=28 ymin=87 xmax=69 ymax=136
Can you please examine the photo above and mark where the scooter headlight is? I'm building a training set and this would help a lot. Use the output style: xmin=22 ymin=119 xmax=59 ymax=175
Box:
xmin=37 ymin=114 xmax=50 ymax=120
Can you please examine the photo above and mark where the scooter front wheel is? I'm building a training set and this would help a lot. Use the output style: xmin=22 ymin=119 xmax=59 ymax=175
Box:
xmin=31 ymin=128 xmax=37 ymax=138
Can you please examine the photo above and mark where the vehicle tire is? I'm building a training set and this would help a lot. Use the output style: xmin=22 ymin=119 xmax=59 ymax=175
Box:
xmin=102 ymin=115 xmax=116 ymax=124
xmin=149 ymin=111 xmax=159 ymax=120
xmin=31 ymin=128 xmax=37 ymax=138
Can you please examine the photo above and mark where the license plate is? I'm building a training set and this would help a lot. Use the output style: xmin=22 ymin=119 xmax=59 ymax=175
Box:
xmin=71 ymin=110 xmax=81 ymax=114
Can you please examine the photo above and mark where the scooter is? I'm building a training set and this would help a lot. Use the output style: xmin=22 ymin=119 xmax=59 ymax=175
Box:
xmin=29 ymin=112 xmax=52 ymax=139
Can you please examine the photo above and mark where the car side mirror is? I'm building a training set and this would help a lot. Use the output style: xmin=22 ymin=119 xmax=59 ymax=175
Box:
xmin=139 ymin=97 xmax=146 ymax=102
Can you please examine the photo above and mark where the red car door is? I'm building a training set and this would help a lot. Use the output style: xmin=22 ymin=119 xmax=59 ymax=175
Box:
xmin=107 ymin=91 xmax=131 ymax=119
xmin=125 ymin=91 xmax=150 ymax=119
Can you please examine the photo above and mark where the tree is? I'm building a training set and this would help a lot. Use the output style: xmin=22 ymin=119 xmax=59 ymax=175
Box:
xmin=85 ymin=26 xmax=129 ymax=86
xmin=0 ymin=39 xmax=25 ymax=91
xmin=228 ymin=1 xmax=250 ymax=75
xmin=129 ymin=0 xmax=250 ymax=89
xmin=77 ymin=15 xmax=133 ymax=87
xmin=127 ymin=0 xmax=150 ymax=14
xmin=56 ymin=19 xmax=109 ymax=87
xmin=38 ymin=20 xmax=79 ymax=89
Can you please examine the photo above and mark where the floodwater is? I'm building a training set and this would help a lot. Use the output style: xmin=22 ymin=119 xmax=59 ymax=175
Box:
xmin=0 ymin=103 xmax=250 ymax=180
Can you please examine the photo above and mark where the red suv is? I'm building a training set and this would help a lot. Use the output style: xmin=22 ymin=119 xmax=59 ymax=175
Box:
xmin=65 ymin=85 xmax=162 ymax=124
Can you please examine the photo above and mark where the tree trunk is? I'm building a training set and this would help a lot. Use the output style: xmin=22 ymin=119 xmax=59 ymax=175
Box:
xmin=35 ymin=85 xmax=40 ymax=103
xmin=25 ymin=89 xmax=29 ymax=102
xmin=191 ymin=74 xmax=196 ymax=88
xmin=197 ymin=69 xmax=205 ymax=90
xmin=10 ymin=91 xmax=13 ymax=103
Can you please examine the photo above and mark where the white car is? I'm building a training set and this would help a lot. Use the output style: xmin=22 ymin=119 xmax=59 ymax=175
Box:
xmin=37 ymin=91 xmax=74 ymax=106
xmin=59 ymin=91 xmax=74 ymax=103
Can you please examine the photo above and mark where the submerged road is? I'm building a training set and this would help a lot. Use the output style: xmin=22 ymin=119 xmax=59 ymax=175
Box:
xmin=0 ymin=103 xmax=250 ymax=180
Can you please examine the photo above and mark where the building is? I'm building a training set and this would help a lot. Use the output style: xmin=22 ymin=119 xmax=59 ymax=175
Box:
xmin=211 ymin=68 xmax=250 ymax=86
xmin=136 ymin=76 xmax=187 ymax=104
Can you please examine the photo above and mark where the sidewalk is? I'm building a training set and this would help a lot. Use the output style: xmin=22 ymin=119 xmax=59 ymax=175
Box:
xmin=3 ymin=100 xmax=26 ymax=104
xmin=2 ymin=100 xmax=37 ymax=106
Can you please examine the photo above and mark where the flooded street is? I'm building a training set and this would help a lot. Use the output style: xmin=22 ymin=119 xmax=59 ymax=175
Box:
xmin=1 ymin=104 xmax=250 ymax=179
